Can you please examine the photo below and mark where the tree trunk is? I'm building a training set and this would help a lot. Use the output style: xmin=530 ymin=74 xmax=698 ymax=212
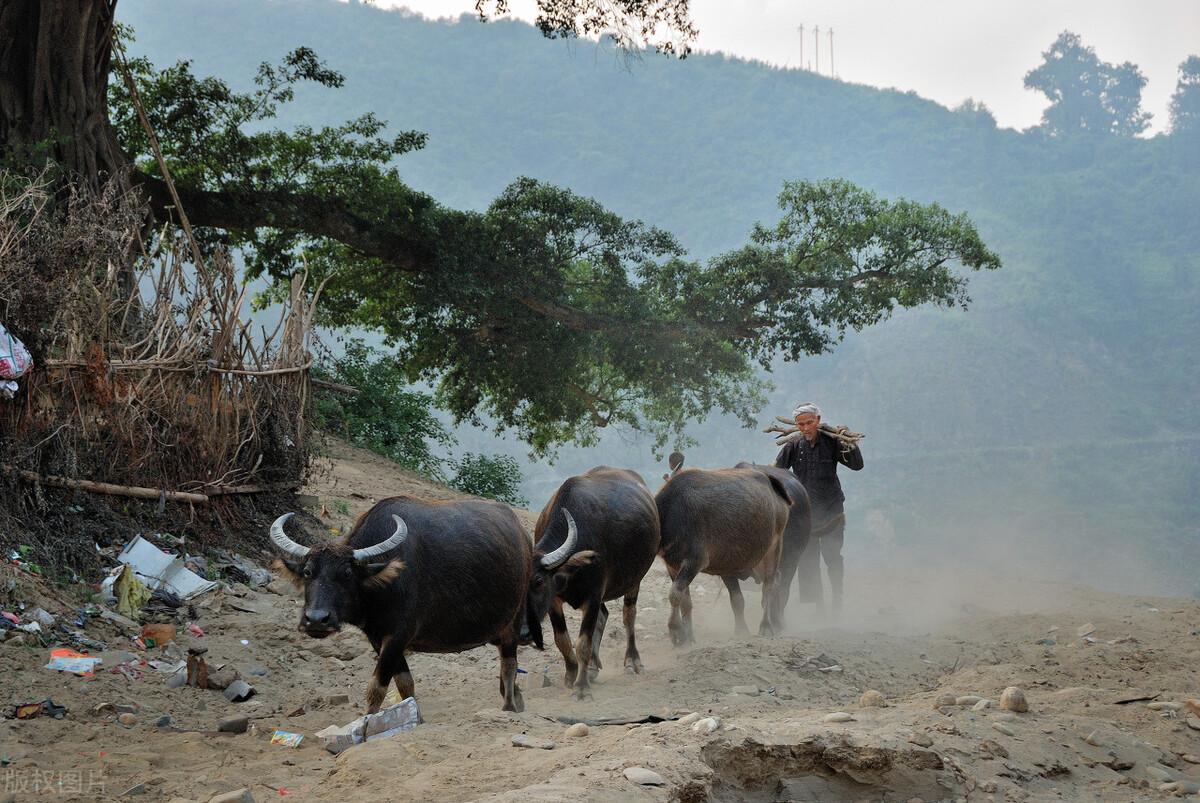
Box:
xmin=0 ymin=0 xmax=126 ymax=187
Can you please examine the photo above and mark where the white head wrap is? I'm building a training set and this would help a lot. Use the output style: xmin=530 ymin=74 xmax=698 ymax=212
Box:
xmin=792 ymin=402 xmax=821 ymax=419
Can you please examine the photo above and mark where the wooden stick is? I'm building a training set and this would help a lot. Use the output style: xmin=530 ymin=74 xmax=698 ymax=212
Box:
xmin=2 ymin=465 xmax=208 ymax=504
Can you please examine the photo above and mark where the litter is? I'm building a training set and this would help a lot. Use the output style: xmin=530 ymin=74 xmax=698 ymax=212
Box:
xmin=108 ymin=536 xmax=217 ymax=601
xmin=223 ymin=680 xmax=256 ymax=702
xmin=45 ymin=648 xmax=102 ymax=676
xmin=315 ymin=697 xmax=422 ymax=754
xmin=186 ymin=622 xmax=204 ymax=637
xmin=0 ymin=322 xmax=32 ymax=380
xmin=270 ymin=730 xmax=303 ymax=748
xmin=13 ymin=699 xmax=67 ymax=720
xmin=111 ymin=565 xmax=152 ymax=619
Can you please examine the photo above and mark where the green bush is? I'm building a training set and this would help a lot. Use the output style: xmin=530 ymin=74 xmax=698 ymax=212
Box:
xmin=314 ymin=339 xmax=454 ymax=480
xmin=450 ymin=453 xmax=527 ymax=507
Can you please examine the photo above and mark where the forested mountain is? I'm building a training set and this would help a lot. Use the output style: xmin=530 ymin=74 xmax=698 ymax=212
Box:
xmin=121 ymin=0 xmax=1199 ymax=594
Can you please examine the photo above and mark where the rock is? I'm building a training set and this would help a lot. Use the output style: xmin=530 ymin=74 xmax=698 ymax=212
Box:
xmin=999 ymin=687 xmax=1029 ymax=713
xmin=972 ymin=699 xmax=992 ymax=711
xmin=1103 ymin=756 xmax=1136 ymax=772
xmin=979 ymin=739 xmax=1009 ymax=759
xmin=206 ymin=666 xmax=239 ymax=691
xmin=1147 ymin=701 xmax=1183 ymax=711
xmin=208 ymin=790 xmax=255 ymax=803
xmin=115 ymin=703 xmax=139 ymax=714
xmin=564 ymin=723 xmax=589 ymax=738
xmin=1146 ymin=765 xmax=1175 ymax=782
xmin=692 ymin=717 xmax=721 ymax=734
xmin=730 ymin=685 xmax=759 ymax=696
xmin=933 ymin=694 xmax=957 ymax=708
xmin=908 ymin=733 xmax=933 ymax=747
xmin=326 ymin=693 xmax=350 ymax=706
xmin=223 ymin=680 xmax=255 ymax=703
xmin=991 ymin=722 xmax=1015 ymax=737
xmin=1160 ymin=780 xmax=1200 ymax=796
xmin=677 ymin=712 xmax=703 ymax=727
xmin=1077 ymin=623 xmax=1095 ymax=637
xmin=118 ymin=713 xmax=137 ymax=728
xmin=823 ymin=712 xmax=855 ymax=723
xmin=511 ymin=734 xmax=555 ymax=750
xmin=155 ymin=715 xmax=172 ymax=728
xmin=1180 ymin=754 xmax=1200 ymax=765
xmin=1083 ymin=731 xmax=1102 ymax=746
xmin=859 ymin=690 xmax=886 ymax=708
xmin=623 ymin=767 xmax=665 ymax=786
xmin=1184 ymin=716 xmax=1200 ymax=732
xmin=955 ymin=695 xmax=983 ymax=706
xmin=218 ymin=716 xmax=249 ymax=734
xmin=121 ymin=782 xmax=146 ymax=796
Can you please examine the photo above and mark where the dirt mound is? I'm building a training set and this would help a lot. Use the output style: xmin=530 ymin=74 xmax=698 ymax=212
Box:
xmin=1 ymin=440 xmax=1198 ymax=802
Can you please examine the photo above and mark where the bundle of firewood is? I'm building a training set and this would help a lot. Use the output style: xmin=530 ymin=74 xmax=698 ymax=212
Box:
xmin=763 ymin=416 xmax=865 ymax=450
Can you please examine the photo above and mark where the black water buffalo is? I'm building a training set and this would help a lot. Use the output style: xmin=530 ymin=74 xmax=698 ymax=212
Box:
xmin=655 ymin=456 xmax=794 ymax=645
xmin=734 ymin=462 xmax=812 ymax=628
xmin=527 ymin=467 xmax=661 ymax=699
xmin=269 ymin=496 xmax=580 ymax=713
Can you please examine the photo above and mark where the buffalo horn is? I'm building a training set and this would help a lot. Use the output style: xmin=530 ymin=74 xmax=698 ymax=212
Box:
xmin=269 ymin=513 xmax=310 ymax=559
xmin=539 ymin=509 xmax=579 ymax=569
xmin=352 ymin=515 xmax=409 ymax=562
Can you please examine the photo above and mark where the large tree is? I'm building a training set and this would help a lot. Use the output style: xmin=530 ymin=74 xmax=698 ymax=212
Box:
xmin=1169 ymin=55 xmax=1200 ymax=136
xmin=1023 ymin=31 xmax=1151 ymax=138
xmin=1 ymin=1 xmax=1000 ymax=454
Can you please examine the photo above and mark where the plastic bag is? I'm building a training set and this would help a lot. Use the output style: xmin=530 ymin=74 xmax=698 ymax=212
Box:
xmin=0 ymin=322 xmax=32 ymax=380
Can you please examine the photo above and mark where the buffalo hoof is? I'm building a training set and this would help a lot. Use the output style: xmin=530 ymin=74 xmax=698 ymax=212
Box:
xmin=587 ymin=665 xmax=600 ymax=682
xmin=563 ymin=669 xmax=577 ymax=687
xmin=571 ymin=687 xmax=594 ymax=702
xmin=624 ymin=657 xmax=644 ymax=675
xmin=504 ymin=690 xmax=526 ymax=713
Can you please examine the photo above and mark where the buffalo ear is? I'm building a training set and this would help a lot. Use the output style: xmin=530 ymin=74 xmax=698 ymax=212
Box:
xmin=551 ymin=550 xmax=598 ymax=595
xmin=271 ymin=557 xmax=304 ymax=589
xmin=524 ymin=602 xmax=545 ymax=650
xmin=361 ymin=559 xmax=405 ymax=590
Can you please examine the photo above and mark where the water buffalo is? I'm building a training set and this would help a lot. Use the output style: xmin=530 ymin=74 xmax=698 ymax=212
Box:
xmin=734 ymin=462 xmax=812 ymax=628
xmin=655 ymin=456 xmax=794 ymax=645
xmin=527 ymin=467 xmax=661 ymax=699
xmin=269 ymin=496 xmax=581 ymax=713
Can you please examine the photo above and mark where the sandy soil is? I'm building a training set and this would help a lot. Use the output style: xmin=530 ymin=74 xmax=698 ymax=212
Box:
xmin=2 ymin=439 xmax=1199 ymax=802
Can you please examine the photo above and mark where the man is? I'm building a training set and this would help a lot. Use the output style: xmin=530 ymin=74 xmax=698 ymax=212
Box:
xmin=773 ymin=402 xmax=864 ymax=616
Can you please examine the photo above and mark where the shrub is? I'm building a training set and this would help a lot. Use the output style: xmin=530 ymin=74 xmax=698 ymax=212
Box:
xmin=450 ymin=453 xmax=527 ymax=507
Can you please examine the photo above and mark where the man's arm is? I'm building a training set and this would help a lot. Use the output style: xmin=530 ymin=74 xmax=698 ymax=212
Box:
xmin=838 ymin=443 xmax=864 ymax=471
xmin=774 ymin=443 xmax=793 ymax=469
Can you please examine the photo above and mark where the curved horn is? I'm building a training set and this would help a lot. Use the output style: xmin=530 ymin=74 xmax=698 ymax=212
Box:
xmin=269 ymin=513 xmax=310 ymax=559
xmin=539 ymin=509 xmax=579 ymax=569
xmin=352 ymin=515 xmax=408 ymax=562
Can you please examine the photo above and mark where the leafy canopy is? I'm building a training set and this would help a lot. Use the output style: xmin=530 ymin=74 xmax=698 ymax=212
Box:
xmin=1169 ymin=55 xmax=1200 ymax=136
xmin=1024 ymin=31 xmax=1151 ymax=137
xmin=111 ymin=46 xmax=999 ymax=456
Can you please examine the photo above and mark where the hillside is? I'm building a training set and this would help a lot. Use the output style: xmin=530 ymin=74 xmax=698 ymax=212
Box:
xmin=118 ymin=0 xmax=1200 ymax=596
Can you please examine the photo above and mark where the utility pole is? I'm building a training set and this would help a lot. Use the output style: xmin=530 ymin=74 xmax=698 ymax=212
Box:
xmin=797 ymin=24 xmax=804 ymax=70
xmin=814 ymin=25 xmax=820 ymax=75
xmin=829 ymin=27 xmax=835 ymax=78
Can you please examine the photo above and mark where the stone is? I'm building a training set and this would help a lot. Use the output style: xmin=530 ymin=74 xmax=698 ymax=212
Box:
xmin=121 ymin=782 xmax=146 ymax=796
xmin=933 ymin=694 xmax=957 ymax=708
xmin=1160 ymin=780 xmax=1200 ymax=796
xmin=1077 ymin=623 xmax=1095 ymax=637
xmin=692 ymin=717 xmax=721 ymax=734
xmin=979 ymin=739 xmax=1009 ymax=759
xmin=908 ymin=733 xmax=934 ymax=748
xmin=564 ymin=723 xmax=589 ymax=738
xmin=1180 ymin=754 xmax=1200 ymax=765
xmin=972 ymin=699 xmax=992 ymax=711
xmin=326 ymin=693 xmax=350 ymax=706
xmin=999 ymin=687 xmax=1029 ymax=713
xmin=979 ymin=780 xmax=998 ymax=794
xmin=677 ymin=712 xmax=703 ymax=727
xmin=623 ymin=767 xmax=665 ymax=786
xmin=730 ymin=685 xmax=759 ymax=696
xmin=955 ymin=695 xmax=983 ymax=707
xmin=223 ymin=680 xmax=255 ymax=703
xmin=208 ymin=790 xmax=255 ymax=803
xmin=155 ymin=715 xmax=172 ymax=728
xmin=118 ymin=713 xmax=137 ymax=728
xmin=218 ymin=716 xmax=249 ymax=734
xmin=991 ymin=722 xmax=1014 ymax=737
xmin=1185 ymin=716 xmax=1200 ymax=732
xmin=859 ymin=690 xmax=886 ymax=708
xmin=511 ymin=734 xmax=555 ymax=750
xmin=823 ymin=712 xmax=855 ymax=723
xmin=1083 ymin=731 xmax=1102 ymax=746
xmin=1146 ymin=701 xmax=1183 ymax=711
xmin=206 ymin=666 xmax=239 ymax=691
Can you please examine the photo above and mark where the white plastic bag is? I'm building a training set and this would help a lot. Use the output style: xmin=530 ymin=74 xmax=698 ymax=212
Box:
xmin=0 ymin=322 xmax=32 ymax=380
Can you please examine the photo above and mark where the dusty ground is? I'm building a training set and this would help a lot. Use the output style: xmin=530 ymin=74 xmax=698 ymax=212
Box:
xmin=2 ymin=439 xmax=1199 ymax=802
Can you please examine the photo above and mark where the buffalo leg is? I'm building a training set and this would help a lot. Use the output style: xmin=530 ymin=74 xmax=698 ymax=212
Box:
xmin=758 ymin=539 xmax=784 ymax=636
xmin=589 ymin=603 xmax=609 ymax=678
xmin=498 ymin=637 xmax=525 ymax=712
xmin=775 ymin=536 xmax=805 ymax=629
xmin=667 ymin=561 xmax=698 ymax=647
xmin=571 ymin=598 xmax=603 ymax=700
xmin=722 ymin=576 xmax=750 ymax=635
xmin=549 ymin=597 xmax=579 ymax=687
xmin=622 ymin=590 xmax=644 ymax=674
xmin=367 ymin=636 xmax=409 ymax=714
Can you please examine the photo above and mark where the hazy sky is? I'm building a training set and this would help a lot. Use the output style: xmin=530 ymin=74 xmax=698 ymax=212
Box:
xmin=381 ymin=0 xmax=1199 ymax=135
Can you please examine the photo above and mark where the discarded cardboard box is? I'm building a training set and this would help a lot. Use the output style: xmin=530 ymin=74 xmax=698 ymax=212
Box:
xmin=315 ymin=697 xmax=421 ymax=754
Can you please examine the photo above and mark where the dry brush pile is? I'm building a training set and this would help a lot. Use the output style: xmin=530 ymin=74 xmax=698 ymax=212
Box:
xmin=0 ymin=170 xmax=315 ymax=577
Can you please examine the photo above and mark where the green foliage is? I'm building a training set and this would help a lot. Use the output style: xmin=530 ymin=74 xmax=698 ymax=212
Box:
xmin=313 ymin=340 xmax=454 ymax=480
xmin=1169 ymin=55 xmax=1200 ymax=136
xmin=450 ymin=453 xmax=527 ymax=507
xmin=1023 ymin=31 xmax=1151 ymax=137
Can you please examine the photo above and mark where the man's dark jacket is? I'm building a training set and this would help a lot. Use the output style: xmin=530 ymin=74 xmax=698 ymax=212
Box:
xmin=774 ymin=431 xmax=864 ymax=524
